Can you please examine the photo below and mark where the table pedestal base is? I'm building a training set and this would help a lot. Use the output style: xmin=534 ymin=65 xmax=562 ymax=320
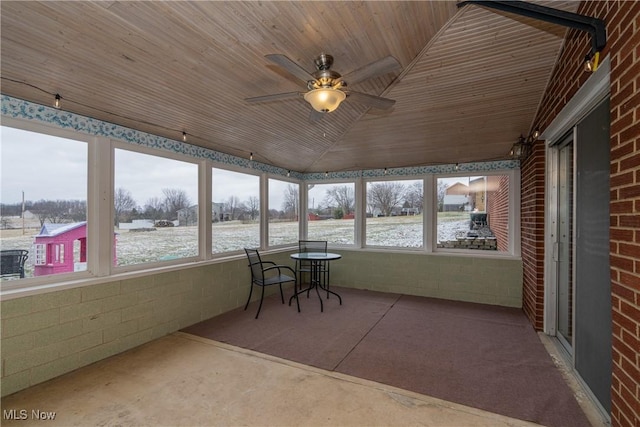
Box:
xmin=289 ymin=281 xmax=342 ymax=312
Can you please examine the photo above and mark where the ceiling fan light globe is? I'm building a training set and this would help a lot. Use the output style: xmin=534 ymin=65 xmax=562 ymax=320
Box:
xmin=304 ymin=88 xmax=346 ymax=113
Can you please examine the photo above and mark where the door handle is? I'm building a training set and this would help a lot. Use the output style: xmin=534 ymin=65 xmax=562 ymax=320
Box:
xmin=552 ymin=241 xmax=559 ymax=262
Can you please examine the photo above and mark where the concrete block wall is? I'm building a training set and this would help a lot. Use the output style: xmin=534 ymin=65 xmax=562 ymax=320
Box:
xmin=1 ymin=252 xmax=291 ymax=397
xmin=331 ymin=250 xmax=523 ymax=308
xmin=2 ymin=250 xmax=521 ymax=397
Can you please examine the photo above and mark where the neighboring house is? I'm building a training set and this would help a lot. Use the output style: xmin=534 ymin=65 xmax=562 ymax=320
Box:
xmin=177 ymin=202 xmax=230 ymax=226
xmin=468 ymin=177 xmax=486 ymax=212
xmin=212 ymin=202 xmax=227 ymax=222
xmin=401 ymin=207 xmax=420 ymax=216
xmin=369 ymin=207 xmax=382 ymax=217
xmin=443 ymin=194 xmax=470 ymax=212
xmin=445 ymin=182 xmax=469 ymax=195
xmin=33 ymin=222 xmax=117 ymax=276
xmin=443 ymin=182 xmax=470 ymax=212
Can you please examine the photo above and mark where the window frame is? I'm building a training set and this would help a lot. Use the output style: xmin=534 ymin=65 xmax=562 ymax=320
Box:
xmin=362 ymin=176 xmax=426 ymax=251
xmin=303 ymin=178 xmax=358 ymax=248
xmin=210 ymin=163 xmax=263 ymax=256
xmin=0 ymin=107 xmax=521 ymax=297
xmin=0 ymin=118 xmax=95 ymax=289
xmin=266 ymin=175 xmax=301 ymax=250
xmin=433 ymin=170 xmax=520 ymax=257
xmin=110 ymin=141 xmax=204 ymax=273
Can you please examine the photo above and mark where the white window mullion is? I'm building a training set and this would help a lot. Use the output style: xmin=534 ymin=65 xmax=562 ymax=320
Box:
xmin=300 ymin=181 xmax=308 ymax=240
xmin=260 ymin=173 xmax=268 ymax=250
xmin=425 ymin=175 xmax=434 ymax=252
xmin=355 ymin=177 xmax=364 ymax=248
xmin=88 ymin=136 xmax=112 ymax=277
xmin=200 ymin=160 xmax=212 ymax=259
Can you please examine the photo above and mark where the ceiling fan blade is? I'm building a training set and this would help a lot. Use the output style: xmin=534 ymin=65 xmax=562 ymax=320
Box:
xmin=245 ymin=92 xmax=302 ymax=103
xmin=265 ymin=54 xmax=315 ymax=83
xmin=309 ymin=109 xmax=325 ymax=123
xmin=347 ymin=91 xmax=396 ymax=110
xmin=342 ymin=56 xmax=401 ymax=86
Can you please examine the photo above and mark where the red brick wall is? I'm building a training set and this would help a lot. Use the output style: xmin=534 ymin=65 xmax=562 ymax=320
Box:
xmin=522 ymin=2 xmax=639 ymax=425
xmin=486 ymin=175 xmax=509 ymax=252
xmin=607 ymin=2 xmax=640 ymax=425
xmin=520 ymin=142 xmax=546 ymax=330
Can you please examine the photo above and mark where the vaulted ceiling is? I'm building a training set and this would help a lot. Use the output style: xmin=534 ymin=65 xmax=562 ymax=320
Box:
xmin=1 ymin=1 xmax=578 ymax=173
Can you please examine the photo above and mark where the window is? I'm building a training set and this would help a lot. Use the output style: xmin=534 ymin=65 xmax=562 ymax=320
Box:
xmin=52 ymin=243 xmax=64 ymax=264
xmin=268 ymin=178 xmax=299 ymax=247
xmin=307 ymin=182 xmax=355 ymax=245
xmin=436 ymin=174 xmax=510 ymax=252
xmin=212 ymin=168 xmax=260 ymax=253
xmin=365 ymin=179 xmax=424 ymax=248
xmin=34 ymin=244 xmax=46 ymax=266
xmin=114 ymin=148 xmax=199 ymax=267
xmin=0 ymin=126 xmax=88 ymax=281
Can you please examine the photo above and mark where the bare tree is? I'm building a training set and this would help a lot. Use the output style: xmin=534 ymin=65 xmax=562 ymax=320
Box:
xmin=405 ymin=182 xmax=424 ymax=212
xmin=268 ymin=208 xmax=282 ymax=220
xmin=180 ymin=207 xmax=197 ymax=226
xmin=67 ymin=200 xmax=87 ymax=222
xmin=0 ymin=203 xmax=22 ymax=217
xmin=31 ymin=199 xmax=86 ymax=225
xmin=162 ymin=188 xmax=191 ymax=220
xmin=246 ymin=196 xmax=260 ymax=221
xmin=143 ymin=197 xmax=164 ymax=220
xmin=367 ymin=182 xmax=406 ymax=217
xmin=282 ymin=184 xmax=299 ymax=220
xmin=324 ymin=185 xmax=355 ymax=216
xmin=437 ymin=180 xmax=448 ymax=212
xmin=114 ymin=188 xmax=137 ymax=226
xmin=1 ymin=216 xmax=11 ymax=229
xmin=225 ymin=195 xmax=240 ymax=220
xmin=27 ymin=204 xmax=49 ymax=227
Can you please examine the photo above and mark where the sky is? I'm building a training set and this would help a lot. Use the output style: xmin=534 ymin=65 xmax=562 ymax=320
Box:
xmin=115 ymin=148 xmax=199 ymax=206
xmin=2 ymin=125 xmax=471 ymax=210
xmin=1 ymin=126 xmax=88 ymax=204
xmin=0 ymin=126 xmax=290 ymax=209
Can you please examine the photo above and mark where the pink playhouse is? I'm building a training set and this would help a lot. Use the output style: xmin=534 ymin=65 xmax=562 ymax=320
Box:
xmin=33 ymin=222 xmax=117 ymax=276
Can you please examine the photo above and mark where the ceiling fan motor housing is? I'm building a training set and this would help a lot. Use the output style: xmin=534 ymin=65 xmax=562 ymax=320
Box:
xmin=314 ymin=53 xmax=333 ymax=70
xmin=308 ymin=54 xmax=344 ymax=90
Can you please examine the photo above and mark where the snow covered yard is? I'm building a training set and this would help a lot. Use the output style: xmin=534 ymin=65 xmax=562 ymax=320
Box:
xmin=1 ymin=213 xmax=472 ymax=278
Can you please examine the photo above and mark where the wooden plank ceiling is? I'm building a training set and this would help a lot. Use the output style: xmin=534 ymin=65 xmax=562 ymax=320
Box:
xmin=0 ymin=1 xmax=578 ymax=173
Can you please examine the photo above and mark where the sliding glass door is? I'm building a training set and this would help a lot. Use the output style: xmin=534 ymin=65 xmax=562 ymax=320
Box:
xmin=555 ymin=137 xmax=574 ymax=353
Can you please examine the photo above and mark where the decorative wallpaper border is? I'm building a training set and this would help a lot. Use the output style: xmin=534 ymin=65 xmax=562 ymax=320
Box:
xmin=2 ymin=95 xmax=518 ymax=179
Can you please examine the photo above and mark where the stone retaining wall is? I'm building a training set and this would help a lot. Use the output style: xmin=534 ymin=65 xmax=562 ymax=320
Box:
xmin=437 ymin=236 xmax=497 ymax=250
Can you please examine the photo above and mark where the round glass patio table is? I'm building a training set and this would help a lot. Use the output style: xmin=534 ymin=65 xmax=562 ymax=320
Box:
xmin=289 ymin=252 xmax=342 ymax=312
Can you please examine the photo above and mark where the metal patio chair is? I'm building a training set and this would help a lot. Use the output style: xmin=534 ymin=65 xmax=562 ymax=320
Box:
xmin=244 ymin=248 xmax=299 ymax=319
xmin=0 ymin=249 xmax=29 ymax=279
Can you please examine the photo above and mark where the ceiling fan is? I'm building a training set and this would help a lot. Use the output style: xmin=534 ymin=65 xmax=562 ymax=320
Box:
xmin=245 ymin=53 xmax=401 ymax=120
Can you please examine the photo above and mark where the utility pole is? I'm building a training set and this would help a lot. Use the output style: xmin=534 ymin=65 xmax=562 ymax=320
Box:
xmin=22 ymin=190 xmax=25 ymax=235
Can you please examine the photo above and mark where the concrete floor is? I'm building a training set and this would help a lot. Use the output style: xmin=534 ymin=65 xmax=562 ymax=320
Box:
xmin=1 ymin=332 xmax=546 ymax=427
